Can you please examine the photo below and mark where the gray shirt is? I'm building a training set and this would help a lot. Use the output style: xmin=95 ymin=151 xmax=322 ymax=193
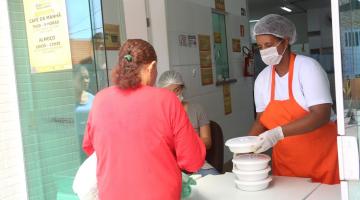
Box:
xmin=187 ymin=103 xmax=210 ymax=134
xmin=187 ymin=103 xmax=213 ymax=170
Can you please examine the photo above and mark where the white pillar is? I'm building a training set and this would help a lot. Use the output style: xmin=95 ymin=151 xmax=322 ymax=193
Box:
xmin=0 ymin=0 xmax=28 ymax=199
xmin=122 ymin=0 xmax=149 ymax=40
xmin=121 ymin=0 xmax=171 ymax=77
xmin=146 ymin=0 xmax=171 ymax=76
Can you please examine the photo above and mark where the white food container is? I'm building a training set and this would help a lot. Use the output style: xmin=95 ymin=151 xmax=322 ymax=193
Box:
xmin=232 ymin=153 xmax=271 ymax=171
xmin=233 ymin=166 xmax=271 ymax=181
xmin=225 ymin=136 xmax=260 ymax=153
xmin=235 ymin=177 xmax=272 ymax=191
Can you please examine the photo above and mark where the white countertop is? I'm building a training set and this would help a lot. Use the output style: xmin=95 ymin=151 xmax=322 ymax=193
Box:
xmin=306 ymin=184 xmax=341 ymax=200
xmin=188 ymin=173 xmax=322 ymax=200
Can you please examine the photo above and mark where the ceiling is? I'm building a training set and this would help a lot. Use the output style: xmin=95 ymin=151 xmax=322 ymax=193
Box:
xmin=248 ymin=0 xmax=331 ymax=20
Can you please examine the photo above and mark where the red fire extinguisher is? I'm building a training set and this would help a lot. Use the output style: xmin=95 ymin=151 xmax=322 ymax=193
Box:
xmin=242 ymin=46 xmax=254 ymax=77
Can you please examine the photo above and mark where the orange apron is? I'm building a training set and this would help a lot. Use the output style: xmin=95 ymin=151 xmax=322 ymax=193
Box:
xmin=259 ymin=53 xmax=339 ymax=184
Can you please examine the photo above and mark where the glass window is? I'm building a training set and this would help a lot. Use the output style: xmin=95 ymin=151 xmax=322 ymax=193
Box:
xmin=8 ymin=0 xmax=124 ymax=199
xmin=212 ymin=12 xmax=230 ymax=80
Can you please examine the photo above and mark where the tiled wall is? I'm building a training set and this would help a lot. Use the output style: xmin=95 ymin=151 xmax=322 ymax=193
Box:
xmin=8 ymin=0 xmax=84 ymax=199
xmin=0 ymin=0 xmax=27 ymax=199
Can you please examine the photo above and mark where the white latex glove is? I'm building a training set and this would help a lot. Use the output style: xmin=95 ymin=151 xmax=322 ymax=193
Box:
xmin=254 ymin=126 xmax=284 ymax=153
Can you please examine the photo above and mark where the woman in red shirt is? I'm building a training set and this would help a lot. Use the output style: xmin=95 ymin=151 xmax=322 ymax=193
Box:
xmin=82 ymin=39 xmax=206 ymax=199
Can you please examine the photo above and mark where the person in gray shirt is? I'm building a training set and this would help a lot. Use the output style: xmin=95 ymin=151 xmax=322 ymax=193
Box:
xmin=158 ymin=70 xmax=219 ymax=176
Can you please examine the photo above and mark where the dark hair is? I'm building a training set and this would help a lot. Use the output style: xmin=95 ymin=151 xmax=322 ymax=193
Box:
xmin=111 ymin=39 xmax=157 ymax=89
xmin=73 ymin=65 xmax=88 ymax=79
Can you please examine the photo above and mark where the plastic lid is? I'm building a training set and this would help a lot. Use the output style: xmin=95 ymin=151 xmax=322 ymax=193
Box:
xmin=232 ymin=166 xmax=271 ymax=175
xmin=232 ymin=153 xmax=271 ymax=165
xmin=225 ymin=136 xmax=259 ymax=148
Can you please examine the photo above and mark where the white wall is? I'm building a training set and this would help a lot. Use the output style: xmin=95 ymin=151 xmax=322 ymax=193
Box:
xmin=287 ymin=13 xmax=308 ymax=44
xmin=147 ymin=0 xmax=170 ymax=78
xmin=122 ymin=0 xmax=148 ymax=40
xmin=0 ymin=0 xmax=28 ymax=199
xmin=307 ymin=7 xmax=334 ymax=92
xmin=163 ymin=0 xmax=254 ymax=161
xmin=307 ymin=7 xmax=333 ymax=49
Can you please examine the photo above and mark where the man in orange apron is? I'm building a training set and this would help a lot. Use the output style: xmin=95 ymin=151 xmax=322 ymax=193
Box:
xmin=249 ymin=14 xmax=339 ymax=184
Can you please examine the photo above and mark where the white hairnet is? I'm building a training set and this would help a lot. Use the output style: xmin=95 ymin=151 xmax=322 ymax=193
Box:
xmin=157 ymin=70 xmax=185 ymax=88
xmin=253 ymin=14 xmax=297 ymax=45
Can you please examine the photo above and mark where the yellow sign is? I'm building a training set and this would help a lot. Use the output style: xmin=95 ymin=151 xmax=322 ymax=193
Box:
xmin=232 ymin=38 xmax=241 ymax=52
xmin=200 ymin=51 xmax=212 ymax=68
xmin=23 ymin=0 xmax=72 ymax=73
xmin=201 ymin=68 xmax=214 ymax=85
xmin=223 ymin=83 xmax=232 ymax=115
xmin=215 ymin=0 xmax=225 ymax=11
xmin=104 ymin=24 xmax=121 ymax=50
xmin=198 ymin=34 xmax=214 ymax=85
xmin=214 ymin=32 xmax=222 ymax=43
xmin=198 ymin=35 xmax=211 ymax=51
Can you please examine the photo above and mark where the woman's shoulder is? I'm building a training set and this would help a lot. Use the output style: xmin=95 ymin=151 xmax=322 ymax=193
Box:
xmin=97 ymin=85 xmax=172 ymax=95
xmin=294 ymin=54 xmax=325 ymax=75
xmin=295 ymin=54 xmax=317 ymax=62
xmin=187 ymin=102 xmax=208 ymax=117
xmin=95 ymin=86 xmax=179 ymax=106
xmin=187 ymin=102 xmax=205 ymax=112
xmin=86 ymin=91 xmax=95 ymax=98
xmin=295 ymin=54 xmax=322 ymax=69
xmin=142 ymin=86 xmax=181 ymax=105
xmin=255 ymin=65 xmax=272 ymax=84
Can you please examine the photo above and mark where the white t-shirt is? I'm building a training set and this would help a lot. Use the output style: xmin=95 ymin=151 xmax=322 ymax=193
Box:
xmin=254 ymin=55 xmax=332 ymax=113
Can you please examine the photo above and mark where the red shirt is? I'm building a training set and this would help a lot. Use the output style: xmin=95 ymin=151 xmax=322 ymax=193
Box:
xmin=83 ymin=86 xmax=206 ymax=200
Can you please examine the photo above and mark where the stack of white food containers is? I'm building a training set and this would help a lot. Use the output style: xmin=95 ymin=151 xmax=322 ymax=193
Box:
xmin=225 ymin=136 xmax=272 ymax=191
xmin=232 ymin=153 xmax=272 ymax=191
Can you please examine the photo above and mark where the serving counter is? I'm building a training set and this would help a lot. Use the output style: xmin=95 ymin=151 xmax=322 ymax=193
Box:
xmin=188 ymin=173 xmax=340 ymax=200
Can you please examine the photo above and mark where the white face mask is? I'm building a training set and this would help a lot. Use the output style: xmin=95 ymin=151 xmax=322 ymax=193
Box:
xmin=259 ymin=40 xmax=287 ymax=66
xmin=177 ymin=94 xmax=184 ymax=102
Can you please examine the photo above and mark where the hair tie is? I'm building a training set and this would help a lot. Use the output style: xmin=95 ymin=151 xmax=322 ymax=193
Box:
xmin=124 ymin=54 xmax=132 ymax=62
